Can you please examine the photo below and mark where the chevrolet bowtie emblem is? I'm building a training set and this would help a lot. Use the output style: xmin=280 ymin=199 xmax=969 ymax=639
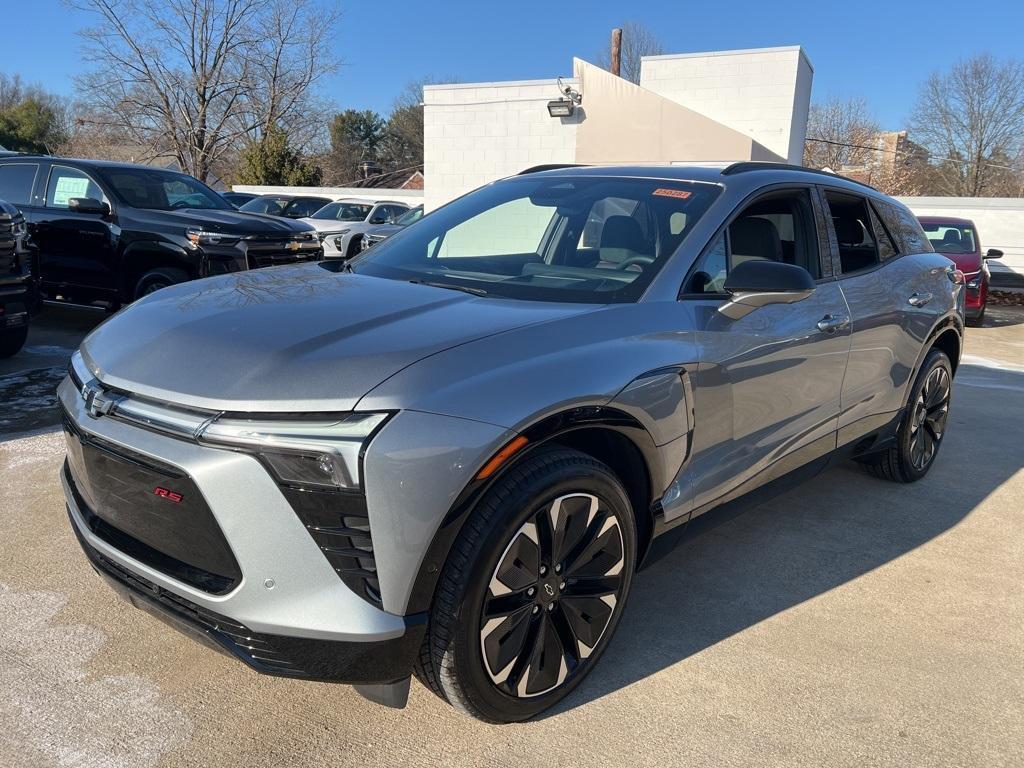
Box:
xmin=288 ymin=241 xmax=300 ymax=252
xmin=82 ymin=380 xmax=118 ymax=419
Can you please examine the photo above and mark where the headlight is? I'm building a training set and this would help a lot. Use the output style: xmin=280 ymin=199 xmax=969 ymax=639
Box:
xmin=197 ymin=413 xmax=389 ymax=490
xmin=966 ymin=273 xmax=982 ymax=290
xmin=316 ymin=229 xmax=351 ymax=242
xmin=186 ymin=227 xmax=239 ymax=247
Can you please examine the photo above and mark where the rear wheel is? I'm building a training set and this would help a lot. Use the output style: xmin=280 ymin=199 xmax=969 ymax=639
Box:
xmin=134 ymin=267 xmax=189 ymax=300
xmin=0 ymin=325 xmax=28 ymax=358
xmin=415 ymin=447 xmax=636 ymax=723
xmin=860 ymin=348 xmax=952 ymax=482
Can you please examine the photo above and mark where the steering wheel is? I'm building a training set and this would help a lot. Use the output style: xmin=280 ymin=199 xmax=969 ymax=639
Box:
xmin=169 ymin=199 xmax=192 ymax=210
xmin=616 ymin=255 xmax=655 ymax=270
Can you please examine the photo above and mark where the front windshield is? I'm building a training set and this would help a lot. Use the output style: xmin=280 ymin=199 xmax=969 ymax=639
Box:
xmin=309 ymin=201 xmax=372 ymax=221
xmin=100 ymin=168 xmax=231 ymax=211
xmin=395 ymin=206 xmax=423 ymax=226
xmin=349 ymin=176 xmax=720 ymax=303
xmin=921 ymin=221 xmax=978 ymax=254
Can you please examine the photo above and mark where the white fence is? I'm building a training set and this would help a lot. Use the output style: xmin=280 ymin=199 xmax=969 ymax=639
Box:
xmin=899 ymin=196 xmax=1024 ymax=286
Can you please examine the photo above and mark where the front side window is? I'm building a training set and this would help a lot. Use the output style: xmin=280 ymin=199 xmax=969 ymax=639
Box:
xmin=101 ymin=169 xmax=230 ymax=211
xmin=684 ymin=188 xmax=821 ymax=294
xmin=395 ymin=206 xmax=423 ymax=226
xmin=285 ymin=198 xmax=331 ymax=218
xmin=349 ymin=176 xmax=720 ymax=303
xmin=240 ymin=196 xmax=288 ymax=215
xmin=825 ymin=191 xmax=880 ymax=275
xmin=0 ymin=163 xmax=39 ymax=205
xmin=46 ymin=166 xmax=108 ymax=208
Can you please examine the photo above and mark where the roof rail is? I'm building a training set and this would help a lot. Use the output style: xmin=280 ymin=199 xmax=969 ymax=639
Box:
xmin=518 ymin=164 xmax=587 ymax=175
xmin=721 ymin=161 xmax=878 ymax=191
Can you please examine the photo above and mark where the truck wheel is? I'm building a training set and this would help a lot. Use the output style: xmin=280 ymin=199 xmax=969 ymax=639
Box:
xmin=134 ymin=268 xmax=189 ymax=300
xmin=0 ymin=325 xmax=28 ymax=358
xmin=859 ymin=348 xmax=952 ymax=483
xmin=415 ymin=447 xmax=636 ymax=723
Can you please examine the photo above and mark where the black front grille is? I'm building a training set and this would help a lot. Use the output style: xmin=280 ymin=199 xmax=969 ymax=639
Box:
xmin=279 ymin=486 xmax=381 ymax=605
xmin=63 ymin=418 xmax=242 ymax=594
xmin=243 ymin=235 xmax=322 ymax=269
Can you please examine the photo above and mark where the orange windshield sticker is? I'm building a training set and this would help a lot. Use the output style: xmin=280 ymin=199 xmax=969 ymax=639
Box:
xmin=652 ymin=188 xmax=692 ymax=199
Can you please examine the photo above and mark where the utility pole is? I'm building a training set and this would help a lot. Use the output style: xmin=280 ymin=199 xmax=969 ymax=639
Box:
xmin=610 ymin=28 xmax=622 ymax=77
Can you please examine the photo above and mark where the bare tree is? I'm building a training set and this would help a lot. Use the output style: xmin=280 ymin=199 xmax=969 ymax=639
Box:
xmin=597 ymin=21 xmax=665 ymax=84
xmin=909 ymin=54 xmax=1024 ymax=196
xmin=803 ymin=96 xmax=880 ymax=171
xmin=68 ymin=0 xmax=339 ymax=182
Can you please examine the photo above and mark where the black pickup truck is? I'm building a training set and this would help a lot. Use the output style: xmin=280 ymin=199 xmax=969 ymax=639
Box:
xmin=0 ymin=198 xmax=34 ymax=357
xmin=0 ymin=156 xmax=322 ymax=311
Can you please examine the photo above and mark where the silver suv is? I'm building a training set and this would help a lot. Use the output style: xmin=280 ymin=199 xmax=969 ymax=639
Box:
xmin=60 ymin=163 xmax=964 ymax=723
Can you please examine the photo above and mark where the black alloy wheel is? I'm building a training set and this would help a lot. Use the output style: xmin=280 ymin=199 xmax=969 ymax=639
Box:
xmin=415 ymin=447 xmax=636 ymax=723
xmin=479 ymin=492 xmax=626 ymax=698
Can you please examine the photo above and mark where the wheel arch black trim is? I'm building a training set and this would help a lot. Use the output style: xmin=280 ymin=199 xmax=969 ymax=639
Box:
xmin=904 ymin=312 xmax=963 ymax=412
xmin=401 ymin=406 xmax=661 ymax=616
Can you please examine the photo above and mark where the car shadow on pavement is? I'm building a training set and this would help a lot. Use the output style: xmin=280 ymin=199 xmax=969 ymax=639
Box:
xmin=546 ymin=361 xmax=1024 ymax=718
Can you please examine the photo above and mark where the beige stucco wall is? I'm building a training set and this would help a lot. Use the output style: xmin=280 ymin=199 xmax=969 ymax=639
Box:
xmin=573 ymin=59 xmax=781 ymax=165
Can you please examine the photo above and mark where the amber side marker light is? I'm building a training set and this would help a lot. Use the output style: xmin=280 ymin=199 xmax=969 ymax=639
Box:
xmin=475 ymin=435 xmax=529 ymax=480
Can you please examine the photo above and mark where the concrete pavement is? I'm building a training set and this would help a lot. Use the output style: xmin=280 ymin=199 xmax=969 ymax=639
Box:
xmin=0 ymin=307 xmax=1022 ymax=767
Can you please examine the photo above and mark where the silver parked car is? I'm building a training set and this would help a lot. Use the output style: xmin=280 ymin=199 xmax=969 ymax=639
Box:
xmin=60 ymin=163 xmax=963 ymax=723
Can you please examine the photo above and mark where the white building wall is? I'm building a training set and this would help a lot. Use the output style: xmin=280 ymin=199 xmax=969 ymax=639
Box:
xmin=640 ymin=46 xmax=813 ymax=165
xmin=423 ymin=79 xmax=579 ymax=211
xmin=900 ymin=196 xmax=1024 ymax=284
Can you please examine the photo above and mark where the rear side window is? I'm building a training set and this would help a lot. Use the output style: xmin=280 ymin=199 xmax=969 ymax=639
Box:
xmin=825 ymin=191 xmax=880 ymax=275
xmin=0 ymin=163 xmax=39 ymax=205
xmin=46 ymin=165 xmax=108 ymax=208
xmin=867 ymin=204 xmax=898 ymax=260
xmin=285 ymin=198 xmax=331 ymax=218
xmin=875 ymin=200 xmax=933 ymax=255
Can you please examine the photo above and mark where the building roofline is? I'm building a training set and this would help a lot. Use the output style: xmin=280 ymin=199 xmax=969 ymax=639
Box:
xmin=423 ymin=77 xmax=577 ymax=92
xmin=641 ymin=45 xmax=814 ymax=73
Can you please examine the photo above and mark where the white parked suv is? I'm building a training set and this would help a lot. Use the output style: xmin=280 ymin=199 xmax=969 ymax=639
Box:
xmin=300 ymin=198 xmax=411 ymax=259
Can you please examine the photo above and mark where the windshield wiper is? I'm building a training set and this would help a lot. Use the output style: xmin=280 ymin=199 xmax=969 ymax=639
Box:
xmin=409 ymin=279 xmax=488 ymax=296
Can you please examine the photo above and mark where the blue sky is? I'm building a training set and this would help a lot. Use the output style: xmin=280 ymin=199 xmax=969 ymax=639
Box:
xmin=3 ymin=0 xmax=1022 ymax=130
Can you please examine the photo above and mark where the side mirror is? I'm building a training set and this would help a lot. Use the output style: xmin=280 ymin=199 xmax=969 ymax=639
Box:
xmin=985 ymin=248 xmax=1003 ymax=259
xmin=719 ymin=260 xmax=815 ymax=320
xmin=68 ymin=197 xmax=110 ymax=216
xmin=369 ymin=216 xmax=387 ymax=225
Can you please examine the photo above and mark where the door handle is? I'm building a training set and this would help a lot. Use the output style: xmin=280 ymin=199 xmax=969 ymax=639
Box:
xmin=816 ymin=314 xmax=850 ymax=333
xmin=908 ymin=292 xmax=933 ymax=307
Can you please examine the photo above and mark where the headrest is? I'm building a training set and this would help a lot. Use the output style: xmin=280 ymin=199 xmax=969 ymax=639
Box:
xmin=941 ymin=229 xmax=962 ymax=244
xmin=600 ymin=216 xmax=648 ymax=253
xmin=729 ymin=217 xmax=782 ymax=261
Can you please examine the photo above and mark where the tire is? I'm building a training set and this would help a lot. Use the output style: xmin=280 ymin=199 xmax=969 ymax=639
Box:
xmin=345 ymin=235 xmax=363 ymax=259
xmin=134 ymin=267 xmax=189 ymax=300
xmin=415 ymin=447 xmax=637 ymax=723
xmin=860 ymin=348 xmax=952 ymax=483
xmin=0 ymin=325 xmax=28 ymax=358
xmin=966 ymin=307 xmax=985 ymax=327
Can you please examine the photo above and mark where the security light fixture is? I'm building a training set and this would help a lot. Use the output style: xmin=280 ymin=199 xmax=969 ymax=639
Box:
xmin=547 ymin=99 xmax=575 ymax=118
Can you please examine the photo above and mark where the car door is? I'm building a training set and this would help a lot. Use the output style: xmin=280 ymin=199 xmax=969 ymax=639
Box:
xmin=820 ymin=188 xmax=941 ymax=445
xmin=33 ymin=164 xmax=118 ymax=292
xmin=677 ymin=185 xmax=852 ymax=518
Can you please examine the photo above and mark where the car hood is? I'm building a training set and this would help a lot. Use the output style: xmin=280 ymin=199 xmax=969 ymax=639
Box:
xmin=140 ymin=208 xmax=314 ymax=235
xmin=80 ymin=264 xmax=592 ymax=412
xmin=943 ymin=252 xmax=983 ymax=274
xmin=299 ymin=217 xmax=369 ymax=232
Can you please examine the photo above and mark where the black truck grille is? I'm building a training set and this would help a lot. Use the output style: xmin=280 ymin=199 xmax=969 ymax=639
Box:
xmin=279 ymin=486 xmax=382 ymax=606
xmin=243 ymin=235 xmax=322 ymax=269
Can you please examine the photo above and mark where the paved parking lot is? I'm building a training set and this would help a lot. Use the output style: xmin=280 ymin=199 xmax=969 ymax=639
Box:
xmin=1 ymin=306 xmax=1022 ymax=767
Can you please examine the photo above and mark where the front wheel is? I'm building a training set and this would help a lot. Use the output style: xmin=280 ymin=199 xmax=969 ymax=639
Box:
xmin=860 ymin=348 xmax=952 ymax=482
xmin=134 ymin=267 xmax=189 ymax=300
xmin=0 ymin=324 xmax=28 ymax=358
xmin=415 ymin=447 xmax=636 ymax=723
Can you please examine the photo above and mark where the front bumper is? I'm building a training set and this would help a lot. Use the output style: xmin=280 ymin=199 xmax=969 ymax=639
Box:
xmin=58 ymin=376 xmax=422 ymax=685
xmin=67 ymin=495 xmax=425 ymax=684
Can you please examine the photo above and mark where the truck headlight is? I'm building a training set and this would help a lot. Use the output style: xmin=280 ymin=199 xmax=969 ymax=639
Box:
xmin=186 ymin=227 xmax=240 ymax=247
xmin=197 ymin=413 xmax=389 ymax=490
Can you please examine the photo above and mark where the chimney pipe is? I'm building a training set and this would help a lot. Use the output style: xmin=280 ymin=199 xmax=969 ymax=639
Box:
xmin=610 ymin=28 xmax=622 ymax=77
